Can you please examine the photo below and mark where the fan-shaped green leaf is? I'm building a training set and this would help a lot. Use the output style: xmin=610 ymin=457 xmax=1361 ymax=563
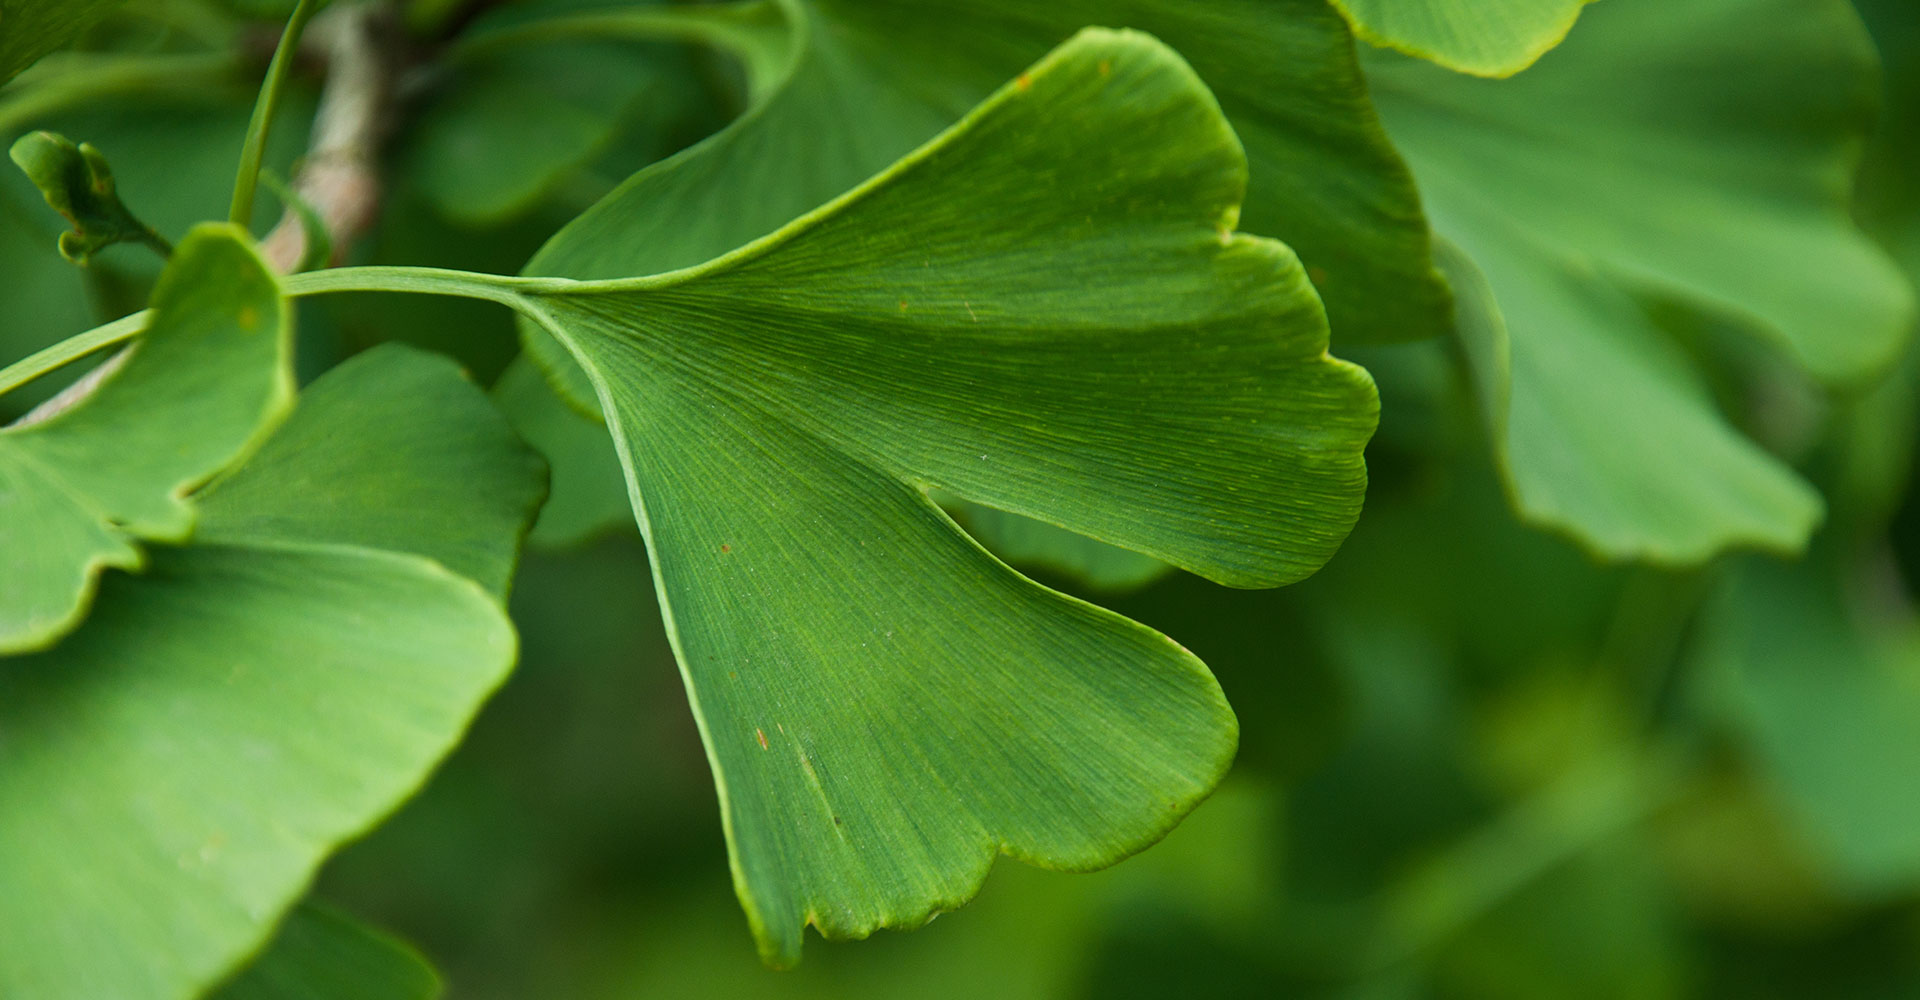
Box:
xmin=511 ymin=0 xmax=1440 ymax=573
xmin=0 ymin=345 xmax=543 ymax=1000
xmin=212 ymin=905 xmax=442 ymax=1000
xmin=1369 ymin=0 xmax=1914 ymax=562
xmin=510 ymin=0 xmax=1444 ymax=576
xmin=523 ymin=0 xmax=1444 ymax=399
xmin=510 ymin=29 xmax=1375 ymax=964
xmin=1331 ymin=0 xmax=1594 ymax=78
xmin=0 ymin=223 xmax=291 ymax=652
xmin=195 ymin=345 xmax=549 ymax=597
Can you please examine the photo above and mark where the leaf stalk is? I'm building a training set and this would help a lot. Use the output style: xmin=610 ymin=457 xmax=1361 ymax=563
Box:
xmin=229 ymin=0 xmax=322 ymax=229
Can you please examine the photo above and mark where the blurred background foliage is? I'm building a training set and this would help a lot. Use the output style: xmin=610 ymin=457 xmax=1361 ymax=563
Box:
xmin=6 ymin=0 xmax=1920 ymax=996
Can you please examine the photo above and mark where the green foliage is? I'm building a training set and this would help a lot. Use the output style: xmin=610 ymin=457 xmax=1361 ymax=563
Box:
xmin=9 ymin=130 xmax=171 ymax=261
xmin=946 ymin=504 xmax=1172 ymax=593
xmin=0 ymin=0 xmax=126 ymax=85
xmin=491 ymin=355 xmax=627 ymax=546
xmin=0 ymin=225 xmax=289 ymax=652
xmin=0 ymin=343 xmax=541 ymax=999
xmin=523 ymin=0 xmax=1444 ymax=356
xmin=1691 ymin=554 xmax=1920 ymax=892
xmin=212 ymin=906 xmax=442 ymax=1000
xmin=1331 ymin=0 xmax=1593 ymax=76
xmin=515 ymin=29 xmax=1374 ymax=962
xmin=4 ymin=0 xmax=1920 ymax=995
xmin=1369 ymin=0 xmax=1914 ymax=561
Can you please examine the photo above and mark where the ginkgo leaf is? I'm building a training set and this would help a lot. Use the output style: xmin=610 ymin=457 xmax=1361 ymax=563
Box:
xmin=0 ymin=223 xmax=292 ymax=652
xmin=806 ymin=0 xmax=1450 ymax=346
xmin=502 ymin=29 xmax=1376 ymax=964
xmin=1330 ymin=0 xmax=1594 ymax=78
xmin=211 ymin=905 xmax=442 ymax=1000
xmin=1368 ymin=0 xmax=1915 ymax=562
xmin=1437 ymin=235 xmax=1822 ymax=562
xmin=195 ymin=345 xmax=549 ymax=598
xmin=520 ymin=0 xmax=1445 ymax=411
xmin=0 ymin=0 xmax=126 ymax=86
xmin=511 ymin=0 xmax=1436 ymax=562
xmin=0 ymin=345 xmax=544 ymax=1000
xmin=1691 ymin=554 xmax=1920 ymax=894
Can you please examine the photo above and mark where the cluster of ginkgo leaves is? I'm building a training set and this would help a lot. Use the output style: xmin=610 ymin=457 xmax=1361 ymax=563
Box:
xmin=0 ymin=0 xmax=1915 ymax=997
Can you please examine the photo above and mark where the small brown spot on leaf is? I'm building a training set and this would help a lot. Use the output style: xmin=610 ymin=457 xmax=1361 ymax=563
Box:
xmin=756 ymin=728 xmax=769 ymax=750
xmin=720 ymin=544 xmax=732 ymax=554
xmin=1098 ymin=59 xmax=1111 ymax=76
xmin=1016 ymin=73 xmax=1032 ymax=91
xmin=833 ymin=815 xmax=842 ymax=826
xmin=898 ymin=299 xmax=909 ymax=311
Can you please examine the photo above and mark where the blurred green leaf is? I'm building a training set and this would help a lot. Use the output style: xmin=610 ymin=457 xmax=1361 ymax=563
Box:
xmin=0 ymin=344 xmax=541 ymax=1000
xmin=1654 ymin=766 xmax=1842 ymax=932
xmin=584 ymin=781 xmax=1282 ymax=1000
xmin=0 ymin=223 xmax=290 ymax=653
xmin=1331 ymin=0 xmax=1593 ymax=77
xmin=947 ymin=505 xmax=1172 ymax=594
xmin=406 ymin=41 xmax=660 ymax=228
xmin=1855 ymin=0 xmax=1920 ymax=281
xmin=1438 ymin=234 xmax=1823 ymax=564
xmin=212 ymin=905 xmax=442 ymax=1000
xmin=1691 ymin=553 xmax=1920 ymax=893
xmin=0 ymin=189 xmax=91 ymax=416
xmin=0 ymin=0 xmax=127 ymax=85
xmin=257 ymin=167 xmax=329 ymax=273
xmin=1297 ymin=447 xmax=1625 ymax=673
xmin=513 ymin=29 xmax=1375 ymax=964
xmin=492 ymin=354 xmax=626 ymax=547
xmin=1370 ymin=0 xmax=1915 ymax=562
xmin=1434 ymin=838 xmax=1687 ymax=1000
xmin=1428 ymin=677 xmax=1690 ymax=1000
xmin=1283 ymin=618 xmax=1487 ymax=906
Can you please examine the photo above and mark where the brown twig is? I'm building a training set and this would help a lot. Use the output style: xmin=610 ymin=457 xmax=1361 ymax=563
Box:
xmin=260 ymin=1 xmax=400 ymax=272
